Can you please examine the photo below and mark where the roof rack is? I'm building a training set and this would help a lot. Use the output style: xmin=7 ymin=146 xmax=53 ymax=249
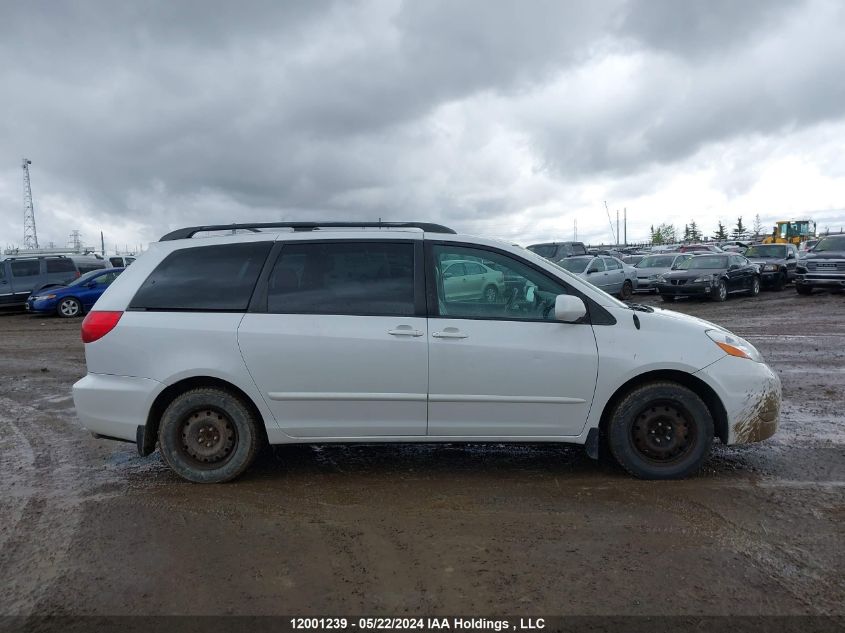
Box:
xmin=159 ymin=221 xmax=457 ymax=241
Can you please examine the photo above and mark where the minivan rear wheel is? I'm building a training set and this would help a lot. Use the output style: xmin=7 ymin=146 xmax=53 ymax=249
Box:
xmin=158 ymin=387 xmax=261 ymax=483
xmin=607 ymin=382 xmax=714 ymax=479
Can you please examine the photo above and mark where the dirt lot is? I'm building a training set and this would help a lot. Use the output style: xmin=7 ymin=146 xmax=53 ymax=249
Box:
xmin=0 ymin=289 xmax=842 ymax=618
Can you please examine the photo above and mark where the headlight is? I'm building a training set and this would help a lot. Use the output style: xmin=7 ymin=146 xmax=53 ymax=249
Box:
xmin=693 ymin=274 xmax=714 ymax=283
xmin=39 ymin=294 xmax=57 ymax=300
xmin=763 ymin=264 xmax=778 ymax=272
xmin=648 ymin=274 xmax=659 ymax=280
xmin=656 ymin=275 xmax=666 ymax=283
xmin=706 ymin=330 xmax=762 ymax=362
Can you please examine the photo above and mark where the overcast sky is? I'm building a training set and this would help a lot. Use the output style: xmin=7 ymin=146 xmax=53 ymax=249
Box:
xmin=2 ymin=0 xmax=844 ymax=252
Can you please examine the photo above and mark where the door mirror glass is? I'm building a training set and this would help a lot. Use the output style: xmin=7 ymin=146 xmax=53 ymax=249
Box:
xmin=554 ymin=295 xmax=586 ymax=323
xmin=729 ymin=264 xmax=739 ymax=270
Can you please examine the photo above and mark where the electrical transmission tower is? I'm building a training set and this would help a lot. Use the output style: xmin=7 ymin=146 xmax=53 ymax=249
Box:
xmin=22 ymin=158 xmax=39 ymax=249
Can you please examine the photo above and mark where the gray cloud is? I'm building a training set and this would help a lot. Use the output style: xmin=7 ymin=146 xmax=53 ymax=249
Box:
xmin=0 ymin=0 xmax=843 ymax=249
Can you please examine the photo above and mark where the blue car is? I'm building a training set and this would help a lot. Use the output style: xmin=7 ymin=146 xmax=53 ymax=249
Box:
xmin=26 ymin=268 xmax=124 ymax=318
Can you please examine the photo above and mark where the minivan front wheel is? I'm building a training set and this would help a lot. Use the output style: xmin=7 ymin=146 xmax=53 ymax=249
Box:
xmin=158 ymin=388 xmax=261 ymax=483
xmin=607 ymin=382 xmax=714 ymax=479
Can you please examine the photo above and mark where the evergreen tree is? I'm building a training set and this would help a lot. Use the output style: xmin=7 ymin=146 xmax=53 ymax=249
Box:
xmin=713 ymin=221 xmax=728 ymax=241
xmin=732 ymin=216 xmax=747 ymax=239
xmin=683 ymin=224 xmax=690 ymax=241
xmin=752 ymin=213 xmax=763 ymax=237
xmin=689 ymin=220 xmax=701 ymax=241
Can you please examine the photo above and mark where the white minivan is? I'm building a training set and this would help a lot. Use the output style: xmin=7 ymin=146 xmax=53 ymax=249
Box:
xmin=72 ymin=222 xmax=780 ymax=483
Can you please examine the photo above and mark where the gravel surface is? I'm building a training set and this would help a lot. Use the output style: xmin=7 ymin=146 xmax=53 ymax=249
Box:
xmin=0 ymin=288 xmax=842 ymax=616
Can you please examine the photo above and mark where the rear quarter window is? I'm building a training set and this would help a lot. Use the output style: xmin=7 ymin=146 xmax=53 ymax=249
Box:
xmin=129 ymin=242 xmax=272 ymax=311
xmin=46 ymin=258 xmax=76 ymax=273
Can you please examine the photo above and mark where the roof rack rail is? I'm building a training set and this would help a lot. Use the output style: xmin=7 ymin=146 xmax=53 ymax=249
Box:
xmin=159 ymin=221 xmax=457 ymax=241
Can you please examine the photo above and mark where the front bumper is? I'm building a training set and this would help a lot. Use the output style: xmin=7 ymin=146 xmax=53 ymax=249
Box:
xmin=796 ymin=273 xmax=845 ymax=287
xmin=73 ymin=373 xmax=164 ymax=442
xmin=25 ymin=300 xmax=58 ymax=314
xmin=657 ymin=281 xmax=712 ymax=297
xmin=635 ymin=277 xmax=659 ymax=291
xmin=695 ymin=356 xmax=781 ymax=445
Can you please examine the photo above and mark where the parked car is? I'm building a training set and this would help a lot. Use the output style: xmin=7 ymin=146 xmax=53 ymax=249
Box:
xmin=108 ymin=255 xmax=136 ymax=267
xmin=743 ymin=244 xmax=798 ymax=290
xmin=657 ymin=254 xmax=760 ymax=302
xmin=440 ymin=259 xmax=505 ymax=302
xmin=26 ymin=268 xmax=124 ymax=317
xmin=678 ymin=243 xmax=724 ymax=253
xmin=798 ymin=239 xmax=819 ymax=258
xmin=621 ymin=255 xmax=645 ymax=266
xmin=555 ymin=255 xmax=636 ymax=299
xmin=0 ymin=254 xmax=107 ymax=310
xmin=794 ymin=234 xmax=845 ymax=295
xmin=526 ymin=241 xmax=587 ymax=260
xmin=717 ymin=241 xmax=750 ymax=253
xmin=72 ymin=221 xmax=780 ymax=483
xmin=633 ymin=253 xmax=693 ymax=293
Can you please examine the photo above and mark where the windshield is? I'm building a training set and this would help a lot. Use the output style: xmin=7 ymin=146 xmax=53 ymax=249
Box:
xmin=526 ymin=244 xmax=556 ymax=258
xmin=676 ymin=256 xmax=728 ymax=270
xmin=66 ymin=270 xmax=103 ymax=286
xmin=745 ymin=245 xmax=786 ymax=258
xmin=636 ymin=255 xmax=675 ymax=268
xmin=556 ymin=257 xmax=591 ymax=273
xmin=813 ymin=235 xmax=845 ymax=252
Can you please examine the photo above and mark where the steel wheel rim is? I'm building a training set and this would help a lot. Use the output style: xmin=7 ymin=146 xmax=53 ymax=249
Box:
xmin=179 ymin=408 xmax=238 ymax=468
xmin=718 ymin=283 xmax=727 ymax=300
xmin=630 ymin=400 xmax=697 ymax=464
xmin=484 ymin=287 xmax=497 ymax=302
xmin=60 ymin=299 xmax=79 ymax=316
xmin=753 ymin=278 xmax=760 ymax=294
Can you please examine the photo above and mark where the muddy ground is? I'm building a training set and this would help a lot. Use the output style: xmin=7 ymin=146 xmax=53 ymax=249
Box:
xmin=0 ymin=288 xmax=842 ymax=618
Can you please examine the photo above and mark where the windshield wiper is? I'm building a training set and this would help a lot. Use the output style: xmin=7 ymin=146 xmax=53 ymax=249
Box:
xmin=626 ymin=302 xmax=654 ymax=313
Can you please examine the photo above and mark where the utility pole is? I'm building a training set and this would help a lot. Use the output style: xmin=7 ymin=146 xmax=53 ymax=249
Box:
xmin=22 ymin=158 xmax=39 ymax=249
xmin=624 ymin=208 xmax=627 ymax=246
xmin=100 ymin=231 xmax=105 ymax=257
xmin=574 ymin=219 xmax=577 ymax=241
xmin=616 ymin=210 xmax=620 ymax=248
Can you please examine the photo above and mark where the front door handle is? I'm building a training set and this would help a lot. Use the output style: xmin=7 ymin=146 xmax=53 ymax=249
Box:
xmin=432 ymin=328 xmax=468 ymax=339
xmin=388 ymin=325 xmax=424 ymax=337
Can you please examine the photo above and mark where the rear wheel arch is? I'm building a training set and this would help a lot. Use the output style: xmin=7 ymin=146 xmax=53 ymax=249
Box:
xmin=143 ymin=376 xmax=268 ymax=456
xmin=598 ymin=369 xmax=729 ymax=445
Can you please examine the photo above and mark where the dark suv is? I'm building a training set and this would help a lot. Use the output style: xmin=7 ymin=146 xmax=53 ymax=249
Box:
xmin=744 ymin=243 xmax=799 ymax=290
xmin=526 ymin=241 xmax=587 ymax=260
xmin=795 ymin=234 xmax=845 ymax=294
xmin=0 ymin=255 xmax=107 ymax=309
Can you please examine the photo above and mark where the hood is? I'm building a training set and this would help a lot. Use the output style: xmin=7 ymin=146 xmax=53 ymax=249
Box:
xmin=804 ymin=250 xmax=845 ymax=260
xmin=661 ymin=269 xmax=720 ymax=280
xmin=32 ymin=284 xmax=70 ymax=296
xmin=635 ymin=266 xmax=671 ymax=276
xmin=748 ymin=256 xmax=786 ymax=265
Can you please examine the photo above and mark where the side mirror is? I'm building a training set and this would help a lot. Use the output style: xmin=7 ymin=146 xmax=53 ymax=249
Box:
xmin=729 ymin=264 xmax=739 ymax=270
xmin=787 ymin=252 xmax=795 ymax=259
xmin=554 ymin=295 xmax=587 ymax=323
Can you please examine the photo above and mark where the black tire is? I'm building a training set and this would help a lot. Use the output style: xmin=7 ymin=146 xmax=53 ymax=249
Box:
xmin=57 ymin=297 xmax=83 ymax=318
xmin=660 ymin=294 xmax=675 ymax=303
xmin=747 ymin=276 xmax=760 ymax=297
xmin=712 ymin=280 xmax=728 ymax=302
xmin=773 ymin=271 xmax=785 ymax=291
xmin=796 ymin=284 xmax=813 ymax=295
xmin=619 ymin=280 xmax=633 ymax=300
xmin=158 ymin=387 xmax=261 ymax=483
xmin=607 ymin=381 xmax=714 ymax=480
xmin=483 ymin=285 xmax=499 ymax=303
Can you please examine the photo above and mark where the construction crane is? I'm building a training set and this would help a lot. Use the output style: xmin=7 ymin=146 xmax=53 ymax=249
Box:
xmin=22 ymin=158 xmax=39 ymax=249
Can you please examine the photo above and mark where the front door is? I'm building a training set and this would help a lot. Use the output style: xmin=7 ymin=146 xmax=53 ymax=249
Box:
xmin=238 ymin=239 xmax=428 ymax=438
xmin=426 ymin=243 xmax=599 ymax=437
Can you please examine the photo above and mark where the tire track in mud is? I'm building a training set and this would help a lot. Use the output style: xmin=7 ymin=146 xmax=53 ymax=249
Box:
xmin=652 ymin=494 xmax=843 ymax=614
xmin=0 ymin=396 xmax=123 ymax=614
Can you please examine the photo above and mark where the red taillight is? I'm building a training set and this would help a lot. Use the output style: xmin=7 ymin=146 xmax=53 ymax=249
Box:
xmin=81 ymin=311 xmax=123 ymax=343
